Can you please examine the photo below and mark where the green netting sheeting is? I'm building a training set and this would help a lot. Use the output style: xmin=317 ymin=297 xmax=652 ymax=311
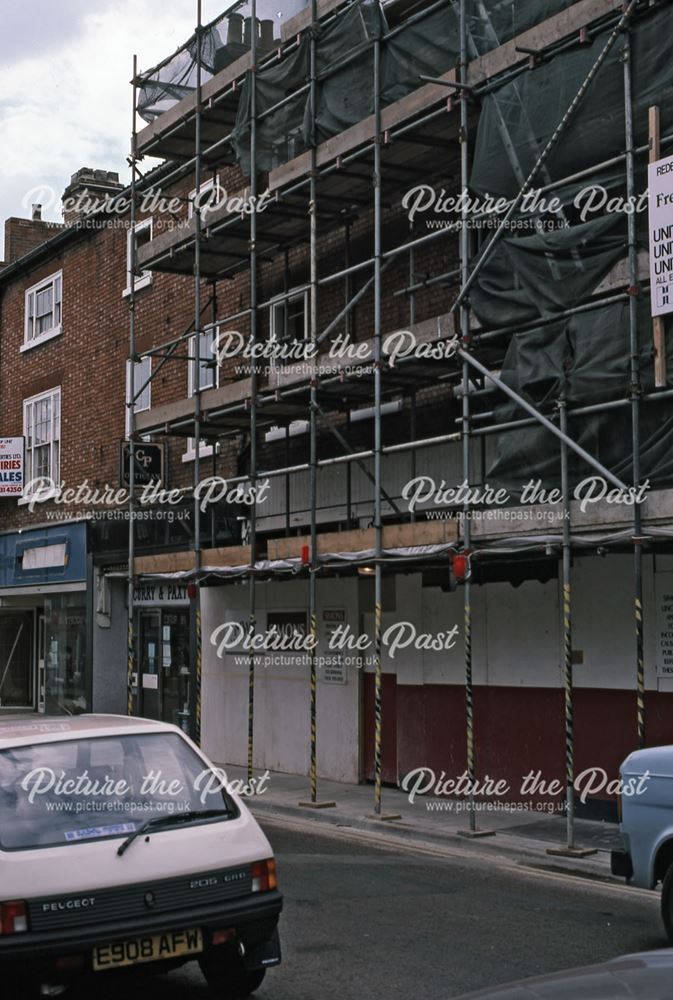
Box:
xmin=311 ymin=0 xmax=385 ymax=145
xmin=470 ymin=7 xmax=673 ymax=200
xmin=470 ymin=215 xmax=627 ymax=328
xmin=232 ymin=0 xmax=462 ymax=175
xmin=465 ymin=0 xmax=570 ymax=58
xmin=232 ymin=1 xmax=388 ymax=174
xmin=487 ymin=302 xmax=673 ymax=492
xmin=381 ymin=3 xmax=459 ymax=106
xmin=137 ymin=0 xmax=309 ymax=123
xmin=232 ymin=38 xmax=311 ymax=175
xmin=137 ymin=0 xmax=580 ymax=123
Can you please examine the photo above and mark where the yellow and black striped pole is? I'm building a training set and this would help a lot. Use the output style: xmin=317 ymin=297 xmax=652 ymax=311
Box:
xmin=464 ymin=590 xmax=474 ymax=831
xmin=636 ymin=592 xmax=645 ymax=748
xmin=127 ymin=618 xmax=135 ymax=717
xmin=195 ymin=605 xmax=202 ymax=746
xmin=562 ymin=580 xmax=575 ymax=846
xmin=247 ymin=612 xmax=255 ymax=783
xmin=560 ymin=395 xmax=575 ymax=849
xmin=373 ymin=597 xmax=383 ymax=815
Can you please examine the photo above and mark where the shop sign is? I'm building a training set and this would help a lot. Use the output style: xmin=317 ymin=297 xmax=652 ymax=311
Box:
xmin=267 ymin=610 xmax=308 ymax=638
xmin=655 ymin=572 xmax=673 ymax=676
xmin=0 ymin=437 xmax=24 ymax=497
xmin=321 ymin=608 xmax=347 ymax=684
xmin=649 ymin=153 xmax=673 ymax=316
xmin=120 ymin=441 xmax=165 ymax=488
xmin=133 ymin=582 xmax=189 ymax=606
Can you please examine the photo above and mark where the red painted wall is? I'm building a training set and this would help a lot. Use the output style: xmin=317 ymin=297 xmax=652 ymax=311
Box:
xmin=363 ymin=681 xmax=673 ymax=805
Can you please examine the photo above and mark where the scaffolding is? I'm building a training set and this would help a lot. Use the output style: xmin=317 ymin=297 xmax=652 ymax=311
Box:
xmin=126 ymin=0 xmax=673 ymax=847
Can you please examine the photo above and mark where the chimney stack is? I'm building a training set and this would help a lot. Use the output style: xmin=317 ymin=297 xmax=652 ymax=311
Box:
xmin=227 ymin=12 xmax=244 ymax=46
xmin=62 ymin=167 xmax=124 ymax=226
xmin=31 ymin=204 xmax=42 ymax=221
xmin=243 ymin=16 xmax=260 ymax=49
xmin=260 ymin=19 xmax=274 ymax=50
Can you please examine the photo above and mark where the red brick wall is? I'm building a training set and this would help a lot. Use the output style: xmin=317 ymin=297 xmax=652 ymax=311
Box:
xmin=4 ymin=218 xmax=64 ymax=264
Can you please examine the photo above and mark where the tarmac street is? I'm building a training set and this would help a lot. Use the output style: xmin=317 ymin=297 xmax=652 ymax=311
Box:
xmin=65 ymin=821 xmax=663 ymax=1000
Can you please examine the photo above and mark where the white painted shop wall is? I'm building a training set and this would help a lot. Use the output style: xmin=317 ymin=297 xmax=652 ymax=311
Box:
xmin=368 ymin=554 xmax=659 ymax=694
xmin=200 ymin=578 xmax=361 ymax=782
xmin=363 ymin=573 xmax=560 ymax=690
xmin=571 ymin=552 xmax=658 ymax=691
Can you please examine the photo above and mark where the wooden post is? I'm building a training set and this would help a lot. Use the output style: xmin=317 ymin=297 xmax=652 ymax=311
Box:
xmin=650 ymin=105 xmax=667 ymax=387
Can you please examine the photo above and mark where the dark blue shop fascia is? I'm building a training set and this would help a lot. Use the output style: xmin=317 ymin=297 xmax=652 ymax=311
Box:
xmin=0 ymin=523 xmax=87 ymax=589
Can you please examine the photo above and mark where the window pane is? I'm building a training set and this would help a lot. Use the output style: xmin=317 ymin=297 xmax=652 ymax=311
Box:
xmin=53 ymin=392 xmax=60 ymax=436
xmin=34 ymin=399 xmax=50 ymax=445
xmin=133 ymin=359 xmax=151 ymax=412
xmin=35 ymin=283 xmax=55 ymax=334
xmin=34 ymin=445 xmax=49 ymax=480
xmin=25 ymin=403 xmax=33 ymax=446
xmin=199 ymin=330 xmax=216 ymax=390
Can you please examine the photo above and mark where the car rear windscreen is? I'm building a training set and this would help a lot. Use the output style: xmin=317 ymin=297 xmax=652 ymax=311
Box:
xmin=0 ymin=732 xmax=237 ymax=849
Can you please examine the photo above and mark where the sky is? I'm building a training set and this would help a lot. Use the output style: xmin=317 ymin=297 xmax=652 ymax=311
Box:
xmin=0 ymin=0 xmax=231 ymax=259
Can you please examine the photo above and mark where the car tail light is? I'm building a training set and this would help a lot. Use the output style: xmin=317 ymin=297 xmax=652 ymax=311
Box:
xmin=251 ymin=859 xmax=277 ymax=893
xmin=212 ymin=928 xmax=236 ymax=947
xmin=0 ymin=901 xmax=27 ymax=935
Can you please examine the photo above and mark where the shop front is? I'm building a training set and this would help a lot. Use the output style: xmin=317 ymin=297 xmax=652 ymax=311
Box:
xmin=133 ymin=580 xmax=192 ymax=729
xmin=0 ymin=523 xmax=90 ymax=714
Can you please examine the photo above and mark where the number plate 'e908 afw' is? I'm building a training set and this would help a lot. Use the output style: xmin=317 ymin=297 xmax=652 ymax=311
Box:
xmin=93 ymin=928 xmax=203 ymax=971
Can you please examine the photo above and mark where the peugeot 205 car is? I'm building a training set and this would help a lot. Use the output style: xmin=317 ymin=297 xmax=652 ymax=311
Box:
xmin=0 ymin=714 xmax=282 ymax=998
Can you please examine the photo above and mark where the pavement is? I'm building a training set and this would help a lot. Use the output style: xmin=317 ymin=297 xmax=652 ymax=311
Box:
xmin=221 ymin=763 xmax=623 ymax=884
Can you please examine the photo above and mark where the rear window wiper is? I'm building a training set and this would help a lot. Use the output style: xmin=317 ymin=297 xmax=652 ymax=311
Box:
xmin=117 ymin=809 xmax=231 ymax=857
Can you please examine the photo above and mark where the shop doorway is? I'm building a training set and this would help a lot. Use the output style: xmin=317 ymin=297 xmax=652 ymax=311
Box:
xmin=0 ymin=611 xmax=35 ymax=710
xmin=137 ymin=609 xmax=190 ymax=726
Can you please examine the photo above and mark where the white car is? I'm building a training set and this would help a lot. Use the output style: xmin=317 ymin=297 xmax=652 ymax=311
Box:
xmin=0 ymin=714 xmax=282 ymax=998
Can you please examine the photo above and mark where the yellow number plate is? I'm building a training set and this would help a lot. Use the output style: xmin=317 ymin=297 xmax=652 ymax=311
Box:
xmin=93 ymin=928 xmax=203 ymax=971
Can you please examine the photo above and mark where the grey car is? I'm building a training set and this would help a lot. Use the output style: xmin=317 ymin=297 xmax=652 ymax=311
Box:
xmin=454 ymin=950 xmax=673 ymax=999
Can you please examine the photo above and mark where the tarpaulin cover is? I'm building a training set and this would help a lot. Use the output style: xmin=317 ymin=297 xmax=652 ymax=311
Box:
xmin=470 ymin=215 xmax=627 ymax=328
xmin=137 ymin=0 xmax=309 ymax=122
xmin=487 ymin=302 xmax=673 ymax=492
xmin=138 ymin=0 xmax=577 ymax=123
xmin=232 ymin=38 xmax=311 ymax=175
xmin=470 ymin=7 xmax=673 ymax=199
xmin=381 ymin=3 xmax=459 ymax=105
xmin=311 ymin=0 xmax=385 ymax=144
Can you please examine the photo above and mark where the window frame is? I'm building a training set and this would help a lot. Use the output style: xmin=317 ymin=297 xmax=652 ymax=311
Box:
xmin=269 ymin=288 xmax=309 ymax=346
xmin=188 ymin=176 xmax=222 ymax=220
xmin=21 ymin=386 xmax=61 ymax=499
xmin=22 ymin=270 xmax=63 ymax=351
xmin=187 ymin=329 xmax=220 ymax=398
xmin=125 ymin=357 xmax=152 ymax=437
xmin=123 ymin=219 xmax=153 ymax=297
xmin=184 ymin=330 xmax=219 ymax=462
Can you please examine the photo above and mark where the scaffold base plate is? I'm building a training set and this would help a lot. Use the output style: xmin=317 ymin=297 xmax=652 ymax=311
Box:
xmin=298 ymin=800 xmax=337 ymax=809
xmin=545 ymin=845 xmax=597 ymax=858
xmin=457 ymin=829 xmax=497 ymax=839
